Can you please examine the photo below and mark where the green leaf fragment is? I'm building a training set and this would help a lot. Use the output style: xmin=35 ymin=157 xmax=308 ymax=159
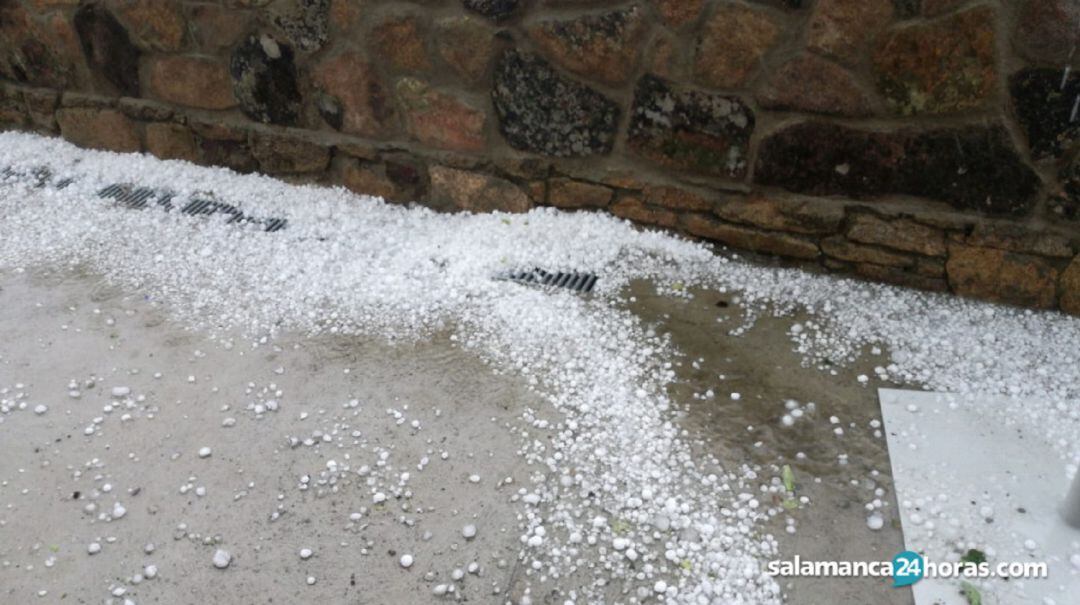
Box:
xmin=781 ymin=465 xmax=795 ymax=493
xmin=960 ymin=549 xmax=986 ymax=566
xmin=960 ymin=581 xmax=982 ymax=605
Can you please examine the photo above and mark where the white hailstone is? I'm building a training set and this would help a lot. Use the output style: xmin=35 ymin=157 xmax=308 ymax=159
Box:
xmin=306 ymin=576 xmax=316 ymax=585
xmin=654 ymin=580 xmax=668 ymax=593
xmin=1070 ymin=553 xmax=1080 ymax=570
xmin=112 ymin=502 xmax=127 ymax=519
xmin=221 ymin=417 xmax=236 ymax=427
xmin=451 ymin=568 xmax=465 ymax=581
xmin=433 ymin=584 xmax=449 ymax=596
xmin=87 ymin=542 xmax=102 ymax=555
xmin=857 ymin=375 xmax=869 ymax=384
xmin=144 ymin=564 xmax=158 ymax=579
xmin=462 ymin=524 xmax=477 ymax=540
xmin=198 ymin=447 xmax=212 ymax=458
xmin=730 ymin=392 xmax=741 ymax=400
xmin=399 ymin=554 xmax=414 ymax=568
xmin=467 ymin=562 xmax=479 ymax=574
xmin=1024 ymin=539 xmax=1038 ymax=551
xmin=299 ymin=548 xmax=313 ymax=560
xmin=145 ymin=543 xmax=155 ymax=554
xmin=780 ymin=414 xmax=794 ymax=427
xmin=212 ymin=549 xmax=231 ymax=569
xmin=373 ymin=492 xmax=386 ymax=504
xmin=612 ymin=538 xmax=629 ymax=551
xmin=111 ymin=387 xmax=131 ymax=398
xmin=866 ymin=514 xmax=884 ymax=531
xmin=33 ymin=404 xmax=47 ymax=415
xmin=68 ymin=390 xmax=81 ymax=399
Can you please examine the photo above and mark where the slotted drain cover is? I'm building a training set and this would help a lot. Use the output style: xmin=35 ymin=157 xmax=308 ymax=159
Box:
xmin=0 ymin=164 xmax=288 ymax=233
xmin=96 ymin=183 xmax=286 ymax=232
xmin=501 ymin=268 xmax=597 ymax=293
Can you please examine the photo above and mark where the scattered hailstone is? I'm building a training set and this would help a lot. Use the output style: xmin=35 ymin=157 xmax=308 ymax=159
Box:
xmin=399 ymin=554 xmax=414 ymax=568
xmin=866 ymin=514 xmax=884 ymax=531
xmin=299 ymin=548 xmax=313 ymax=560
xmin=33 ymin=404 xmax=46 ymax=415
xmin=212 ymin=549 xmax=231 ymax=569
xmin=462 ymin=524 xmax=477 ymax=540
xmin=144 ymin=564 xmax=158 ymax=579
xmin=198 ymin=447 xmax=212 ymax=458
xmin=87 ymin=542 xmax=101 ymax=555
xmin=111 ymin=387 xmax=130 ymax=398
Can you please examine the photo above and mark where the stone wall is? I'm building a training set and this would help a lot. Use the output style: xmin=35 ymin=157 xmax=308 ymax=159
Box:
xmin=1 ymin=0 xmax=1079 ymax=315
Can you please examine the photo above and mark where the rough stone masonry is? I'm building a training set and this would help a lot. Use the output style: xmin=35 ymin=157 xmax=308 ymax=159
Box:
xmin=0 ymin=0 xmax=1078 ymax=315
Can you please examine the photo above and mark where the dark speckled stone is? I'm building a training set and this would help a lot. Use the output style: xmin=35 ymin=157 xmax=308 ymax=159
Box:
xmin=463 ymin=0 xmax=521 ymax=21
xmin=491 ymin=49 xmax=619 ymax=158
xmin=627 ymin=75 xmax=754 ymax=180
xmin=73 ymin=3 xmax=140 ymax=97
xmin=755 ymin=122 xmax=1040 ymax=217
xmin=1010 ymin=68 xmax=1080 ymax=160
xmin=230 ymin=35 xmax=302 ymax=126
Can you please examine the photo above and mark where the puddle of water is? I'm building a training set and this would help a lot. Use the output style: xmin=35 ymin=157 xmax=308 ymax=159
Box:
xmin=624 ymin=280 xmax=915 ymax=605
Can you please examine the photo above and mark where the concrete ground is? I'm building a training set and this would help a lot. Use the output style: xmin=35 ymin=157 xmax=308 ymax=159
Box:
xmin=0 ymin=269 xmax=912 ymax=604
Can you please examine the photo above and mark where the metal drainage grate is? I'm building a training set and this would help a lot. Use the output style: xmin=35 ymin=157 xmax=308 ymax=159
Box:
xmin=501 ymin=268 xmax=598 ymax=293
xmin=97 ymin=184 xmax=287 ymax=232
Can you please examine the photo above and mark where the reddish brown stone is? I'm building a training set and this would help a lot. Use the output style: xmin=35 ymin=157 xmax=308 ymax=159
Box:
xmin=116 ymin=0 xmax=185 ymax=52
xmin=1061 ymin=258 xmax=1080 ymax=316
xmin=189 ymin=119 xmax=247 ymax=142
xmin=714 ymin=195 xmax=844 ymax=235
xmin=528 ymin=6 xmax=647 ymax=85
xmin=340 ymin=160 xmax=401 ymax=202
xmin=642 ymin=186 xmax=712 ymax=212
xmin=681 ymin=214 xmax=820 ymax=259
xmin=647 ymin=32 xmax=677 ymax=79
xmin=548 ymin=178 xmax=613 ymax=209
xmin=370 ymin=15 xmax=430 ymax=73
xmin=916 ymin=256 xmax=946 ymax=277
xmin=56 ymin=107 xmax=140 ymax=153
xmin=146 ymin=56 xmax=235 ymax=110
xmin=694 ymin=3 xmax=780 ymax=88
xmin=396 ymin=79 xmax=486 ymax=152
xmin=946 ymin=244 xmax=1059 ymax=308
xmin=807 ymin=0 xmax=892 ymax=64
xmin=610 ymin=196 xmax=678 ymax=229
xmin=428 ymin=166 xmax=531 ymax=214
xmin=757 ymin=54 xmax=873 ymax=117
xmin=0 ymin=5 xmax=77 ymax=89
xmin=198 ymin=138 xmax=256 ymax=173
xmin=1014 ymin=0 xmax=1080 ymax=66
xmin=312 ymin=51 xmax=394 ymax=138
xmin=330 ymin=0 xmax=364 ymax=31
xmin=846 ymin=214 xmax=946 ymax=257
xmin=189 ymin=4 xmax=250 ymax=52
xmin=651 ymin=0 xmax=705 ymax=27
xmin=821 ymin=236 xmax=916 ymax=267
xmin=873 ymin=7 xmax=997 ymax=115
xmin=855 ymin=263 xmax=949 ymax=292
xmin=23 ymin=87 xmax=59 ymax=132
xmin=952 ymin=223 xmax=1074 ymax=258
xmin=251 ymin=132 xmax=330 ymax=174
xmin=145 ymin=122 xmax=198 ymax=162
xmin=435 ymin=16 xmax=495 ymax=84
